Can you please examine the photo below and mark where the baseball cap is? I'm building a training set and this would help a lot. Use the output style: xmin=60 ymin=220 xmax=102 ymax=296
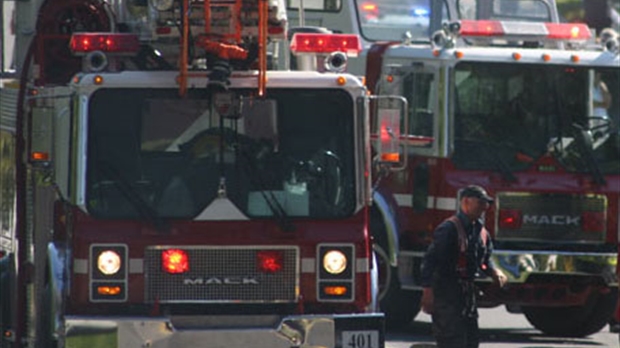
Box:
xmin=460 ymin=185 xmax=494 ymax=203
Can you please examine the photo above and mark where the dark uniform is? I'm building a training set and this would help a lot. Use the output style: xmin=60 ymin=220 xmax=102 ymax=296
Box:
xmin=420 ymin=211 xmax=497 ymax=348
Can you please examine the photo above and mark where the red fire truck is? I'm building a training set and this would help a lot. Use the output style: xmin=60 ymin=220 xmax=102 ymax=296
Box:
xmin=0 ymin=0 xmax=409 ymax=346
xmin=365 ymin=15 xmax=620 ymax=337
xmin=283 ymin=0 xmax=563 ymax=75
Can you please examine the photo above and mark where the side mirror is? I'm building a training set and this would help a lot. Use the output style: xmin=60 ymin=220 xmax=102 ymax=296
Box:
xmin=29 ymin=106 xmax=54 ymax=167
xmin=370 ymin=95 xmax=408 ymax=171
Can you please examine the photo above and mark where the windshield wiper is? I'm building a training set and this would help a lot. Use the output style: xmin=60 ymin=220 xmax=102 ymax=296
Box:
xmin=571 ymin=124 xmax=606 ymax=185
xmin=98 ymin=161 xmax=170 ymax=233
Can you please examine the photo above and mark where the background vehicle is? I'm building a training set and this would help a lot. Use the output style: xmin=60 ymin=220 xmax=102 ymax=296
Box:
xmin=283 ymin=0 xmax=562 ymax=75
xmin=0 ymin=0 xmax=409 ymax=346
xmin=366 ymin=15 xmax=620 ymax=336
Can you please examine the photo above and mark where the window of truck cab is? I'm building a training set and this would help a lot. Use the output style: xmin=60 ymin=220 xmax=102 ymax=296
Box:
xmin=85 ymin=88 xmax=357 ymax=220
xmin=356 ymin=0 xmax=449 ymax=42
xmin=376 ymin=65 xmax=438 ymax=157
xmin=452 ymin=62 xmax=620 ymax=176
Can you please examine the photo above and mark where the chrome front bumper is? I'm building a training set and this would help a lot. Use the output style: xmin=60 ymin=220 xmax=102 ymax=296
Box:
xmin=476 ymin=250 xmax=618 ymax=307
xmin=63 ymin=313 xmax=385 ymax=348
xmin=488 ymin=250 xmax=617 ymax=286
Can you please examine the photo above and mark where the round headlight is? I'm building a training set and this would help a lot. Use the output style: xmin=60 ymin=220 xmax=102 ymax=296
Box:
xmin=323 ymin=250 xmax=347 ymax=274
xmin=97 ymin=250 xmax=122 ymax=275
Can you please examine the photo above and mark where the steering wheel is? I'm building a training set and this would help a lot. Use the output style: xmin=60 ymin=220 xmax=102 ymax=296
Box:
xmin=585 ymin=116 xmax=612 ymax=133
xmin=294 ymin=150 xmax=343 ymax=207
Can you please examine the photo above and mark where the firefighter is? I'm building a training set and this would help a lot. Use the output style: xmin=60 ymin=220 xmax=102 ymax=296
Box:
xmin=420 ymin=185 xmax=507 ymax=348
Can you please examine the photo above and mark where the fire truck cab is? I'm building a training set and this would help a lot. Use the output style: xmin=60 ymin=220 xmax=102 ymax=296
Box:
xmin=367 ymin=14 xmax=620 ymax=337
xmin=0 ymin=0 xmax=409 ymax=346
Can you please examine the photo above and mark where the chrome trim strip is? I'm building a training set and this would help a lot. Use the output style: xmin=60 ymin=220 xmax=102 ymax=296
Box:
xmin=490 ymin=250 xmax=617 ymax=286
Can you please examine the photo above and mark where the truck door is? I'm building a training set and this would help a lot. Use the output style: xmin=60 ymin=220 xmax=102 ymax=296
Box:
xmin=379 ymin=63 xmax=440 ymax=214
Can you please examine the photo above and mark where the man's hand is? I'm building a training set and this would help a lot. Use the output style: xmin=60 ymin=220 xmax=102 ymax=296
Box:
xmin=421 ymin=287 xmax=434 ymax=314
xmin=492 ymin=269 xmax=507 ymax=288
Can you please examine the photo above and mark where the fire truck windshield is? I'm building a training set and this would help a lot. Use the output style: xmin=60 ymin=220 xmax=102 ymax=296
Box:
xmin=355 ymin=0 xmax=554 ymax=43
xmin=356 ymin=0 xmax=435 ymax=42
xmin=457 ymin=0 xmax=554 ymax=22
xmin=85 ymin=88 xmax=356 ymax=220
xmin=452 ymin=63 xmax=620 ymax=176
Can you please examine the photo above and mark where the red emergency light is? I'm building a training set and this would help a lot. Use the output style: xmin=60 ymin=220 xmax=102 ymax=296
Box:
xmin=162 ymin=249 xmax=190 ymax=274
xmin=459 ymin=20 xmax=591 ymax=41
xmin=69 ymin=33 xmax=140 ymax=54
xmin=498 ymin=209 xmax=522 ymax=229
xmin=581 ymin=211 xmax=605 ymax=233
xmin=257 ymin=250 xmax=284 ymax=273
xmin=290 ymin=33 xmax=362 ymax=57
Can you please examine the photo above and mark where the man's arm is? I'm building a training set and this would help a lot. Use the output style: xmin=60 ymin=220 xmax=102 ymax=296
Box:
xmin=420 ymin=222 xmax=451 ymax=314
xmin=481 ymin=234 xmax=507 ymax=288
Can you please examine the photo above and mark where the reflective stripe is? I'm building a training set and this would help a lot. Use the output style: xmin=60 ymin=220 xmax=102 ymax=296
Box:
xmin=436 ymin=197 xmax=457 ymax=211
xmin=129 ymin=258 xmax=143 ymax=273
xmin=75 ymin=258 xmax=143 ymax=274
xmin=393 ymin=194 xmax=457 ymax=211
xmin=74 ymin=259 xmax=88 ymax=274
xmin=304 ymin=257 xmax=369 ymax=273
xmin=302 ymin=258 xmax=315 ymax=273
xmin=78 ymin=256 xmax=368 ymax=275
xmin=356 ymin=258 xmax=369 ymax=272
xmin=393 ymin=194 xmax=412 ymax=207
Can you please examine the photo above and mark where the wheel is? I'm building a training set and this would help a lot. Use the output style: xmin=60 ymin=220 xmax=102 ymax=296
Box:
xmin=0 ymin=255 xmax=12 ymax=348
xmin=522 ymin=289 xmax=618 ymax=337
xmin=373 ymin=243 xmax=421 ymax=330
xmin=297 ymin=150 xmax=343 ymax=207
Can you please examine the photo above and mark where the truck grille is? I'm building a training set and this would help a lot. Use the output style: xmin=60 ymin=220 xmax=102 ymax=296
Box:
xmin=145 ymin=246 xmax=299 ymax=303
xmin=495 ymin=192 xmax=606 ymax=243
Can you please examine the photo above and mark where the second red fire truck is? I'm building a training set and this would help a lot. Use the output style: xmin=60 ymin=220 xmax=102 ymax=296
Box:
xmin=365 ymin=14 xmax=620 ymax=337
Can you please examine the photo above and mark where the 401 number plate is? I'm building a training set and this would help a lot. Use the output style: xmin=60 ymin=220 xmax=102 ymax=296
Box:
xmin=342 ymin=330 xmax=380 ymax=348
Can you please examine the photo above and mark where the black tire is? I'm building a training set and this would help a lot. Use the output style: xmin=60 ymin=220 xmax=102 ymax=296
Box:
xmin=38 ymin=264 xmax=58 ymax=348
xmin=374 ymin=243 xmax=421 ymax=330
xmin=522 ymin=289 xmax=618 ymax=337
xmin=0 ymin=255 xmax=11 ymax=348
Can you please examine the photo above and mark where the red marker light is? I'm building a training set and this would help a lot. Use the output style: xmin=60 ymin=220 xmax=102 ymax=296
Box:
xmin=499 ymin=209 xmax=522 ymax=229
xmin=69 ymin=33 xmax=140 ymax=54
xmin=581 ymin=211 xmax=605 ymax=233
xmin=257 ymin=250 xmax=283 ymax=273
xmin=361 ymin=2 xmax=378 ymax=12
xmin=545 ymin=23 xmax=591 ymax=40
xmin=290 ymin=33 xmax=362 ymax=57
xmin=460 ymin=20 xmax=504 ymax=37
xmin=162 ymin=249 xmax=189 ymax=274
xmin=459 ymin=20 xmax=591 ymax=41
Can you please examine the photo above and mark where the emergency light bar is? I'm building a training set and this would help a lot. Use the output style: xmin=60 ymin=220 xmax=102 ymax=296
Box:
xmin=290 ymin=33 xmax=362 ymax=57
xmin=69 ymin=33 xmax=141 ymax=55
xmin=459 ymin=20 xmax=591 ymax=41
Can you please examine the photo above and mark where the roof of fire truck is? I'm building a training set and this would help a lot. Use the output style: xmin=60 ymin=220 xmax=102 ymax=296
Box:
xmin=70 ymin=70 xmax=366 ymax=90
xmin=27 ymin=0 xmax=367 ymax=90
